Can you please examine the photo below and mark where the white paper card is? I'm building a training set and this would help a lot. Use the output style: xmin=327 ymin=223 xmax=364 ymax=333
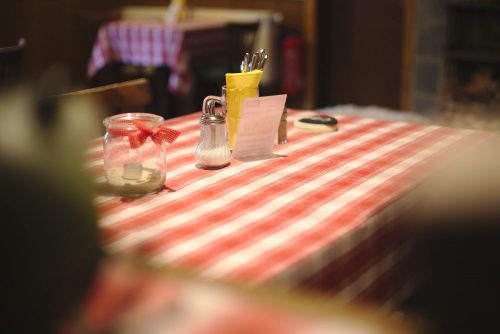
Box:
xmin=232 ymin=94 xmax=287 ymax=161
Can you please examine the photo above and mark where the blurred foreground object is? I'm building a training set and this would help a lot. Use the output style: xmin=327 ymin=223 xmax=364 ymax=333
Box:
xmin=0 ymin=38 xmax=25 ymax=88
xmin=75 ymin=258 xmax=416 ymax=334
xmin=0 ymin=87 xmax=104 ymax=333
xmin=402 ymin=138 xmax=500 ymax=333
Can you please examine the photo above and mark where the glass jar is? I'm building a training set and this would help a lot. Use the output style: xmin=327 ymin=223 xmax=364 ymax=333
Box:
xmin=103 ymin=113 xmax=168 ymax=196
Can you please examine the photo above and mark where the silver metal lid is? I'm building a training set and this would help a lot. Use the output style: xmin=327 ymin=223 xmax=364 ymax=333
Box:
xmin=200 ymin=113 xmax=225 ymax=124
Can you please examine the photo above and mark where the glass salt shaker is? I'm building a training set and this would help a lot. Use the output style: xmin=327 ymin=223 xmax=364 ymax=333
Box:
xmin=195 ymin=97 xmax=230 ymax=169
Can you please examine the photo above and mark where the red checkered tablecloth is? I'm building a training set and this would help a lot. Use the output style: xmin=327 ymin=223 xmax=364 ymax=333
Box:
xmin=87 ymin=110 xmax=489 ymax=305
xmin=87 ymin=20 xmax=227 ymax=94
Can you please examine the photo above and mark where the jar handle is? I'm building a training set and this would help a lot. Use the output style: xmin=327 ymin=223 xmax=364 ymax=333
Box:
xmin=202 ymin=96 xmax=223 ymax=116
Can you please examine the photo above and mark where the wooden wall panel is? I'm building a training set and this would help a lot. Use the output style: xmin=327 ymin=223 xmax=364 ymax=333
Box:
xmin=401 ymin=0 xmax=415 ymax=111
xmin=317 ymin=0 xmax=405 ymax=110
xmin=0 ymin=3 xmax=24 ymax=45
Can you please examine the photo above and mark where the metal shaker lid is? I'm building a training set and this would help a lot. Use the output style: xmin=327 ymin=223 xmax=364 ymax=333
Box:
xmin=200 ymin=113 xmax=225 ymax=124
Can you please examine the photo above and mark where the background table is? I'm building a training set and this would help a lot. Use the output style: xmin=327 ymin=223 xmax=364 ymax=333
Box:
xmin=86 ymin=110 xmax=487 ymax=305
xmin=87 ymin=20 xmax=227 ymax=95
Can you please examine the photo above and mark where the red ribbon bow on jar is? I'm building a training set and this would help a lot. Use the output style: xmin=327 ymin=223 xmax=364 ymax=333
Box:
xmin=110 ymin=119 xmax=181 ymax=149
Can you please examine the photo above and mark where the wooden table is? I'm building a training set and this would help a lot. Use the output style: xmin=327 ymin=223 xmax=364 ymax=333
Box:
xmin=87 ymin=109 xmax=489 ymax=305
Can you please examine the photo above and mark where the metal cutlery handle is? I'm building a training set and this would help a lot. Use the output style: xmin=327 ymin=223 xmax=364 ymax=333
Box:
xmin=239 ymin=49 xmax=267 ymax=72
xmin=257 ymin=54 xmax=268 ymax=70
xmin=242 ymin=52 xmax=249 ymax=73
xmin=249 ymin=52 xmax=259 ymax=71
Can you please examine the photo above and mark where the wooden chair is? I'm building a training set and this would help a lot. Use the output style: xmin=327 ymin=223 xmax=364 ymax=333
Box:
xmin=0 ymin=38 xmax=25 ymax=87
xmin=38 ymin=78 xmax=153 ymax=126
xmin=59 ymin=78 xmax=152 ymax=113
xmin=90 ymin=64 xmax=172 ymax=118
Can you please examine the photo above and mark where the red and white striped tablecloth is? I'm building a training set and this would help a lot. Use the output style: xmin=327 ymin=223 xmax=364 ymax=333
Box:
xmin=86 ymin=110 xmax=487 ymax=304
xmin=87 ymin=20 xmax=226 ymax=94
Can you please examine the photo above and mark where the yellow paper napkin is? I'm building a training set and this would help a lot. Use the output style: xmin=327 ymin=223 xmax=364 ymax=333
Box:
xmin=225 ymin=70 xmax=263 ymax=148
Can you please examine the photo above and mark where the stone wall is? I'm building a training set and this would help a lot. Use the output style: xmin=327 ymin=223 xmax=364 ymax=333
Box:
xmin=411 ymin=0 xmax=451 ymax=116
